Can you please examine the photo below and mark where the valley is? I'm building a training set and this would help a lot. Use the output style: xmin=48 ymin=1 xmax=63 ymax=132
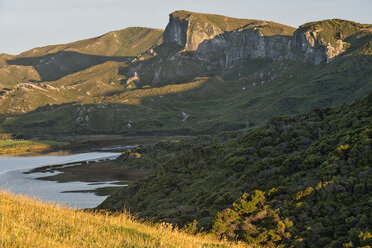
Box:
xmin=0 ymin=9 xmax=371 ymax=248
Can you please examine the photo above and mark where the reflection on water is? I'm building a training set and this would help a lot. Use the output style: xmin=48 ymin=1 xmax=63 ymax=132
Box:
xmin=0 ymin=151 xmax=124 ymax=209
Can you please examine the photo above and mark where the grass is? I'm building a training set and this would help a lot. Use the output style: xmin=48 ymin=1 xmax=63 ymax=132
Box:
xmin=3 ymin=53 xmax=371 ymax=137
xmin=0 ymin=13 xmax=371 ymax=138
xmin=0 ymin=191 xmax=247 ymax=248
xmin=0 ymin=139 xmax=65 ymax=154
xmin=0 ymin=27 xmax=162 ymax=85
xmin=171 ymin=10 xmax=295 ymax=37
xmin=298 ymin=19 xmax=372 ymax=47
xmin=17 ymin=27 xmax=163 ymax=58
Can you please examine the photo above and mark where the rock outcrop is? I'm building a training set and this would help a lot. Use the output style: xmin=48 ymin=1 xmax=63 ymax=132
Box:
xmin=163 ymin=13 xmax=189 ymax=48
xmin=162 ymin=11 xmax=295 ymax=66
xmin=292 ymin=27 xmax=347 ymax=64
xmin=162 ymin=11 xmax=280 ymax=52
xmin=162 ymin=12 xmax=371 ymax=66
xmin=198 ymin=27 xmax=293 ymax=67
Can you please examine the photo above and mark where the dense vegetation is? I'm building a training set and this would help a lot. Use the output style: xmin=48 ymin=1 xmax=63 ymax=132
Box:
xmin=0 ymin=191 xmax=245 ymax=248
xmin=100 ymin=94 xmax=372 ymax=247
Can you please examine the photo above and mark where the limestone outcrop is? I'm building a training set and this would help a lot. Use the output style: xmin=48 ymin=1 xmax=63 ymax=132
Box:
xmin=197 ymin=28 xmax=293 ymax=67
xmin=162 ymin=12 xmax=371 ymax=67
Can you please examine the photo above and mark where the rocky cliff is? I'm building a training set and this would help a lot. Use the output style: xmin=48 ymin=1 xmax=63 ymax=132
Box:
xmin=197 ymin=26 xmax=293 ymax=67
xmin=292 ymin=19 xmax=372 ymax=64
xmin=163 ymin=11 xmax=372 ymax=66
xmin=162 ymin=10 xmax=288 ymax=52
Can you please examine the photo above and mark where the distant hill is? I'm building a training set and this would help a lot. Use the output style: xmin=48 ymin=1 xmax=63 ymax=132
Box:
xmin=1 ymin=27 xmax=163 ymax=83
xmin=18 ymin=26 xmax=163 ymax=57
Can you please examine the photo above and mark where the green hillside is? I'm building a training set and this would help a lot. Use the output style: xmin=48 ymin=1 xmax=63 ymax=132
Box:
xmin=99 ymin=94 xmax=372 ymax=247
xmin=1 ymin=53 xmax=371 ymax=137
xmin=17 ymin=27 xmax=163 ymax=57
xmin=298 ymin=19 xmax=372 ymax=49
xmin=1 ymin=27 xmax=163 ymax=82
xmin=0 ymin=14 xmax=371 ymax=138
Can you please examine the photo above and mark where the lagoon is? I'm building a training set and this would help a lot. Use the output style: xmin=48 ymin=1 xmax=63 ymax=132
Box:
xmin=0 ymin=151 xmax=123 ymax=209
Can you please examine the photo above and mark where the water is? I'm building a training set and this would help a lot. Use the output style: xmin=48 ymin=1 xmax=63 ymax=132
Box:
xmin=0 ymin=151 xmax=123 ymax=209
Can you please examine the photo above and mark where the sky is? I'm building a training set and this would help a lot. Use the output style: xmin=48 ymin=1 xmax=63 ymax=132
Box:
xmin=0 ymin=0 xmax=371 ymax=55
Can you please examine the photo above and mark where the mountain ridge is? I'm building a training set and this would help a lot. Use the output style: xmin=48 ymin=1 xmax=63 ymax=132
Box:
xmin=17 ymin=26 xmax=164 ymax=57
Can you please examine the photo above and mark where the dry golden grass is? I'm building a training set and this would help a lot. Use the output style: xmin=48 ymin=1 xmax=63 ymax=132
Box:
xmin=107 ymin=77 xmax=208 ymax=105
xmin=0 ymin=140 xmax=64 ymax=155
xmin=0 ymin=191 xmax=248 ymax=248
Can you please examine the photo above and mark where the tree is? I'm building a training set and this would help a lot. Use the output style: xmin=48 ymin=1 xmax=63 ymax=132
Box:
xmin=212 ymin=190 xmax=293 ymax=247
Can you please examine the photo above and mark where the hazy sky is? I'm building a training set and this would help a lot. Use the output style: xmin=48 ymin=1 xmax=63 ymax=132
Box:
xmin=1 ymin=0 xmax=371 ymax=55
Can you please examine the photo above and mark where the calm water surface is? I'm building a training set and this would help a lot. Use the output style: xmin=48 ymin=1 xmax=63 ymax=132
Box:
xmin=0 ymin=151 xmax=123 ymax=208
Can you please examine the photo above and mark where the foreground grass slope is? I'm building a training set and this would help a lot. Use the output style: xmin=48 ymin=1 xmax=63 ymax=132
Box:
xmin=0 ymin=191 xmax=246 ymax=248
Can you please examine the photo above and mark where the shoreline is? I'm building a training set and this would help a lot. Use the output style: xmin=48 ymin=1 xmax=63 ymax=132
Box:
xmin=0 ymin=135 xmax=193 ymax=156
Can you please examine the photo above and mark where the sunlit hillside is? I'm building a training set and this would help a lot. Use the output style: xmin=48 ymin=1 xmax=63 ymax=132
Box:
xmin=0 ymin=191 xmax=247 ymax=248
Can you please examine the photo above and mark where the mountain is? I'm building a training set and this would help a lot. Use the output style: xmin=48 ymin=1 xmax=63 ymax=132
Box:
xmin=99 ymin=93 xmax=372 ymax=247
xmin=0 ymin=11 xmax=371 ymax=139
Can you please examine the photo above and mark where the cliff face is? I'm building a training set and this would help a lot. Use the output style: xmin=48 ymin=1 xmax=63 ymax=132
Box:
xmin=197 ymin=28 xmax=292 ymax=67
xmin=292 ymin=27 xmax=346 ymax=64
xmin=163 ymin=11 xmax=246 ymax=51
xmin=162 ymin=12 xmax=372 ymax=66
xmin=162 ymin=11 xmax=282 ymax=52
xmin=163 ymin=14 xmax=189 ymax=47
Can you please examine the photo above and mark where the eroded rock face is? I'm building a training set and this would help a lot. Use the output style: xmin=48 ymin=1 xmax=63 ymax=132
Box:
xmin=163 ymin=14 xmax=189 ymax=48
xmin=198 ymin=28 xmax=292 ymax=67
xmin=325 ymin=40 xmax=345 ymax=62
xmin=291 ymin=29 xmax=346 ymax=64
xmin=163 ymin=13 xmax=223 ymax=51
xmin=163 ymin=12 xmax=352 ymax=66
xmin=293 ymin=30 xmax=324 ymax=64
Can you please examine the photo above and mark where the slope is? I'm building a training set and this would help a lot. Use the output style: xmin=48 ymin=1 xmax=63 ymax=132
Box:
xmin=1 ymin=27 xmax=163 ymax=82
xmin=17 ymin=27 xmax=163 ymax=58
xmin=0 ymin=12 xmax=371 ymax=138
xmin=2 ymin=53 xmax=371 ymax=137
xmin=99 ymin=94 xmax=372 ymax=247
xmin=0 ymin=191 xmax=246 ymax=248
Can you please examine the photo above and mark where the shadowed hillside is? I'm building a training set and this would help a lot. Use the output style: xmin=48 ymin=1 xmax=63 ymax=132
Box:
xmin=8 ymin=51 xmax=131 ymax=81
